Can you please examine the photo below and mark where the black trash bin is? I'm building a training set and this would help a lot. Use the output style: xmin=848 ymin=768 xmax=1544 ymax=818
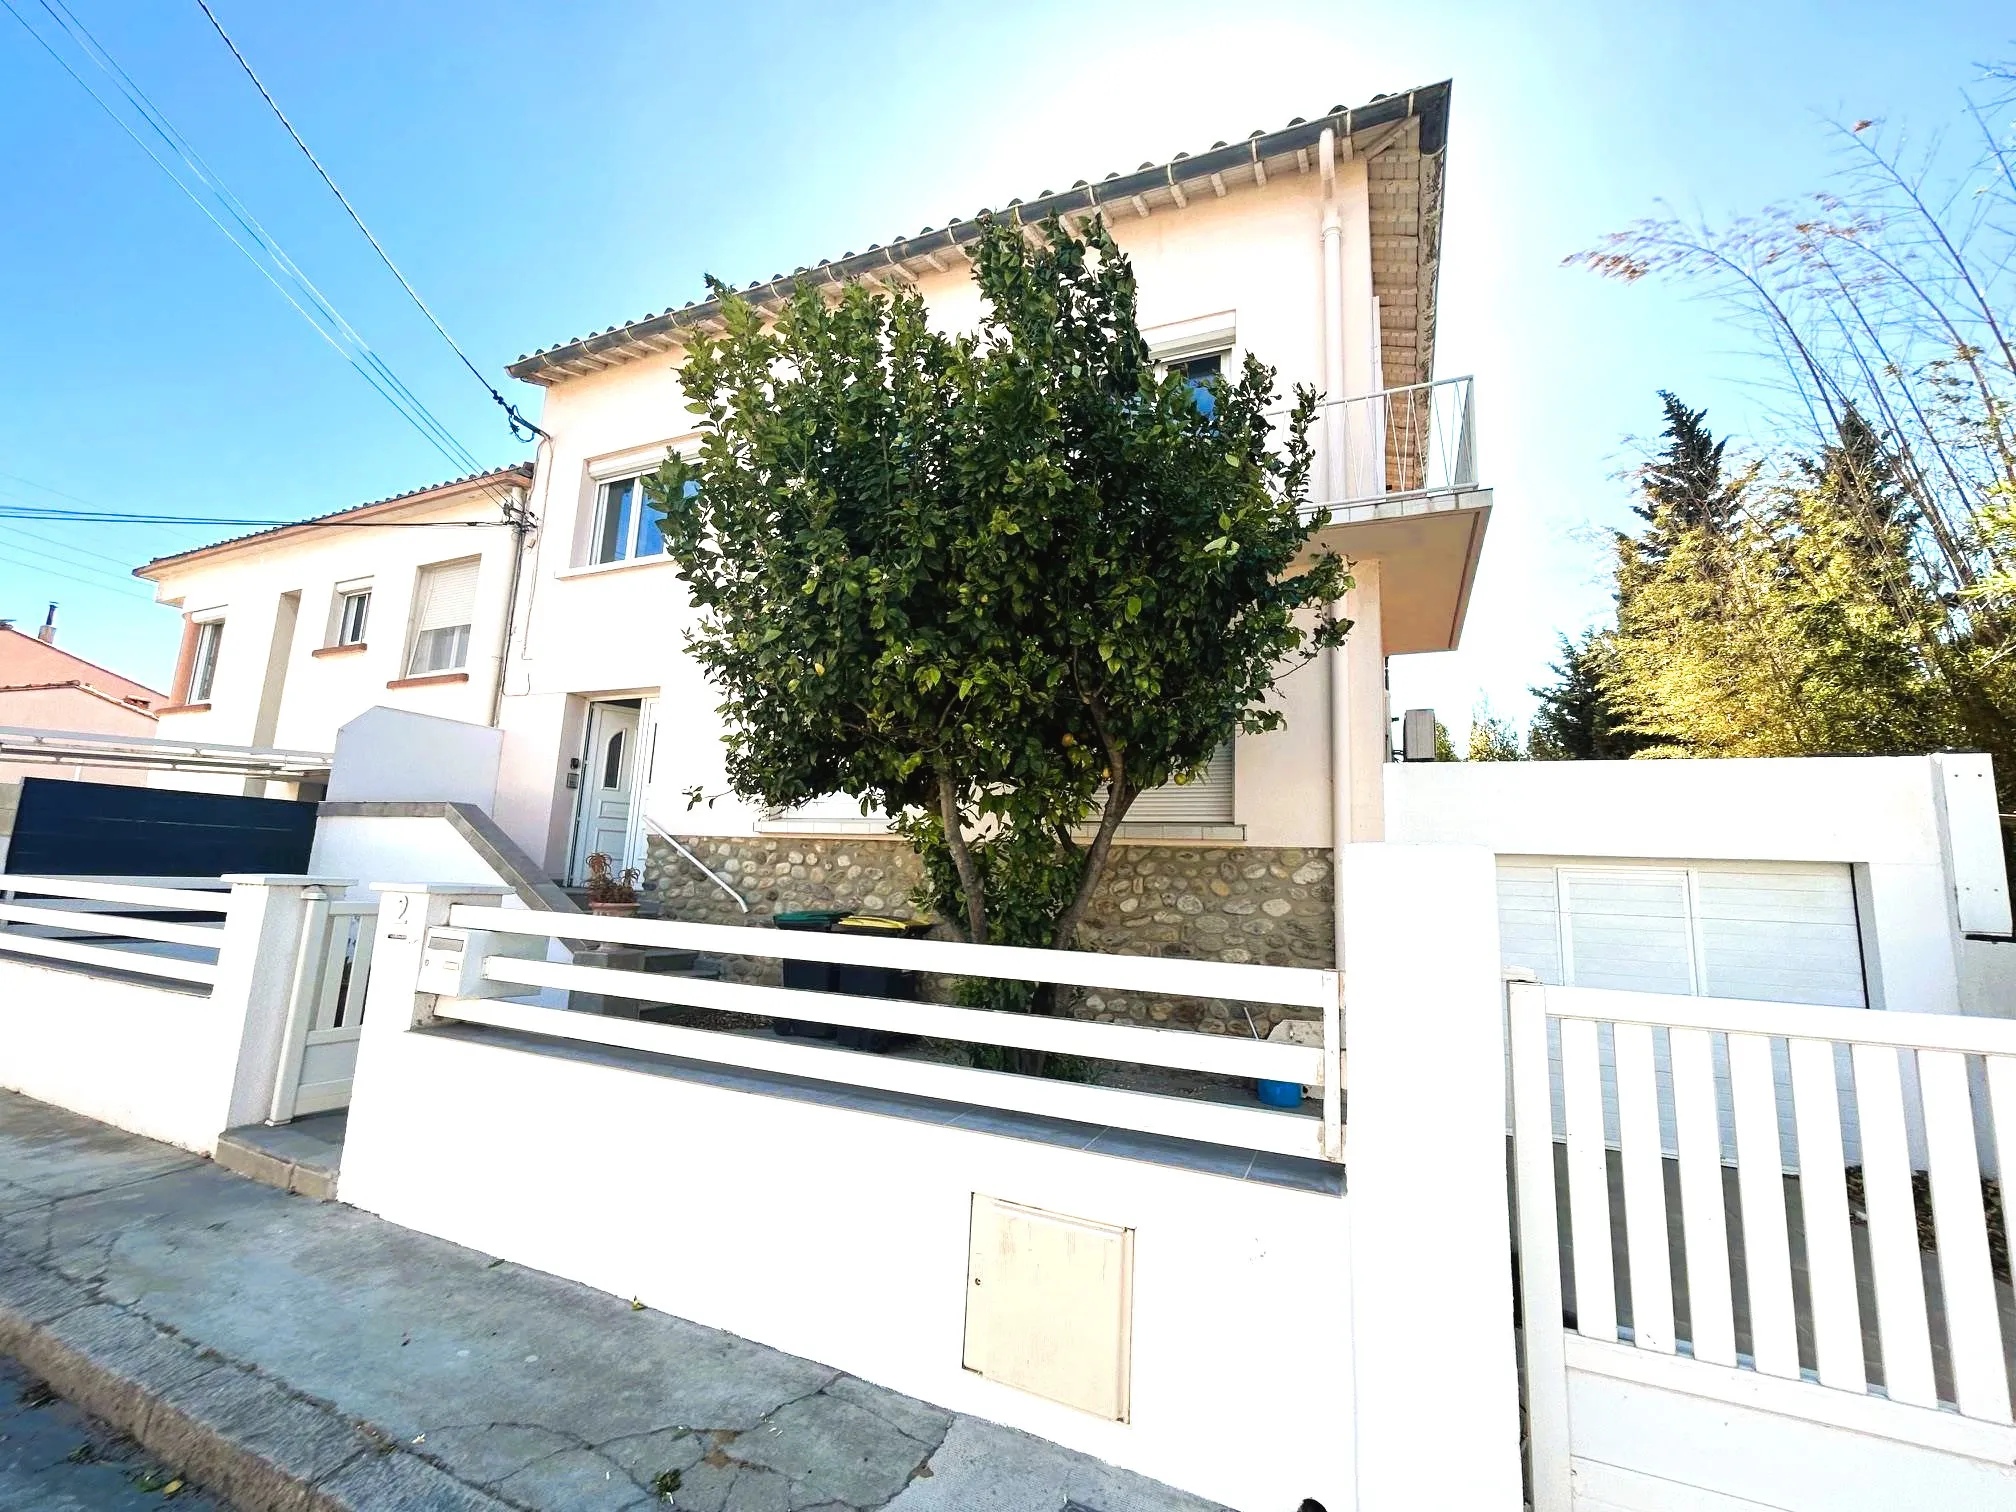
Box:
xmin=770 ymin=910 xmax=849 ymax=1038
xmin=829 ymin=915 xmax=933 ymax=1052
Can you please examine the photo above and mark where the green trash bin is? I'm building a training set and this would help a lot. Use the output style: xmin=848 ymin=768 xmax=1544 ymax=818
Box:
xmin=771 ymin=910 xmax=849 ymax=1038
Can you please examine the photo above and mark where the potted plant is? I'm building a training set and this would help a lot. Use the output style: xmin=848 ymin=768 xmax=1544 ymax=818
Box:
xmin=584 ymin=852 xmax=640 ymax=916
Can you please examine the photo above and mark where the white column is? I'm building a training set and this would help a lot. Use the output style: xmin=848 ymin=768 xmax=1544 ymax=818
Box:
xmin=1343 ymin=844 xmax=1523 ymax=1512
xmin=209 ymin=874 xmax=357 ymax=1134
xmin=357 ymin=883 xmax=513 ymax=1036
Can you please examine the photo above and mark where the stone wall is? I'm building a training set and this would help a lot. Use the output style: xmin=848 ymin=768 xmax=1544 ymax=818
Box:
xmin=645 ymin=834 xmax=1333 ymax=1034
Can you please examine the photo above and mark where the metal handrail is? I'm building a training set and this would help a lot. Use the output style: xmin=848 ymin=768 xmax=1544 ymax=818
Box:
xmin=641 ymin=816 xmax=750 ymax=913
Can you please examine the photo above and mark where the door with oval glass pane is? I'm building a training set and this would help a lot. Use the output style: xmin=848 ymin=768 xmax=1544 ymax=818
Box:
xmin=571 ymin=701 xmax=641 ymax=884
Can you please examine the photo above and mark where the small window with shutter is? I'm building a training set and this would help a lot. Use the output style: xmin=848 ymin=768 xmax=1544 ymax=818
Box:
xmin=1125 ymin=739 xmax=1235 ymax=824
xmin=405 ymin=558 xmax=479 ymax=676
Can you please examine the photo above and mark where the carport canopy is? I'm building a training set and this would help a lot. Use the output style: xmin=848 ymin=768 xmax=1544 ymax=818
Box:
xmin=0 ymin=726 xmax=332 ymax=780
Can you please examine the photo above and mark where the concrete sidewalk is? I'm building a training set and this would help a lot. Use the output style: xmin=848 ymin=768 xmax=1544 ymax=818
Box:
xmin=0 ymin=1091 xmax=1225 ymax=1512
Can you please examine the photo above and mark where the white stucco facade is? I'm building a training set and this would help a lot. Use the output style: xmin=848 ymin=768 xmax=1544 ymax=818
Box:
xmin=491 ymin=114 xmax=1476 ymax=882
xmin=135 ymin=467 xmax=532 ymax=791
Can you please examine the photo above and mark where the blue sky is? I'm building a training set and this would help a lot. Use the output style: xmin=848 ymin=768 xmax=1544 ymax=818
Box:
xmin=0 ymin=0 xmax=2005 ymax=732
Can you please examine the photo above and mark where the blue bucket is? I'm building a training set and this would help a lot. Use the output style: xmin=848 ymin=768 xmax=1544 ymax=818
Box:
xmin=1255 ymin=1078 xmax=1304 ymax=1108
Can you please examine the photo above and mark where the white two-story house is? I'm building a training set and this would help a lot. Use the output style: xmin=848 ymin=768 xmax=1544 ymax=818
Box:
xmin=134 ymin=84 xmax=1504 ymax=1000
xmin=487 ymin=82 xmax=1481 ymax=975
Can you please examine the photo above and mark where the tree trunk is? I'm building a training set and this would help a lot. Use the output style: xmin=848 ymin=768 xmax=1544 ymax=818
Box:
xmin=936 ymin=769 xmax=987 ymax=944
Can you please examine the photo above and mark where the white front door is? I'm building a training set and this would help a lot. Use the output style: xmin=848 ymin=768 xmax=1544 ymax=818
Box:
xmin=572 ymin=701 xmax=641 ymax=884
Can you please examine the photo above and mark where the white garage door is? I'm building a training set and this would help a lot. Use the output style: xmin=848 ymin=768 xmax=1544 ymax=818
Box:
xmin=1498 ymin=857 xmax=1867 ymax=1009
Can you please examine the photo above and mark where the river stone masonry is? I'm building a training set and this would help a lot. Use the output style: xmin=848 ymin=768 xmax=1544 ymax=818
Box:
xmin=644 ymin=835 xmax=1333 ymax=1035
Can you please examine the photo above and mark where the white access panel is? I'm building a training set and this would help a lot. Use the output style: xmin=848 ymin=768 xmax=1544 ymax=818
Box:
xmin=963 ymin=1195 xmax=1134 ymax=1422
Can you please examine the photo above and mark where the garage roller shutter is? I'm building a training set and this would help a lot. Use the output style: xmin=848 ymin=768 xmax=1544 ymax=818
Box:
xmin=1497 ymin=858 xmax=1866 ymax=1009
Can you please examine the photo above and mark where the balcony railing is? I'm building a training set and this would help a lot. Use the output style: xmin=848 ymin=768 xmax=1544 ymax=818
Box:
xmin=1276 ymin=375 xmax=1478 ymax=513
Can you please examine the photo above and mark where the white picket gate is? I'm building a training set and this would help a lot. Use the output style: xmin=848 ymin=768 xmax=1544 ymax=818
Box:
xmin=1511 ymin=981 xmax=2016 ymax=1511
xmin=267 ymin=892 xmax=376 ymax=1122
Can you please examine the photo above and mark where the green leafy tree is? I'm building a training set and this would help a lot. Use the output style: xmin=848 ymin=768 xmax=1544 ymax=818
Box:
xmin=1634 ymin=391 xmax=1740 ymax=560
xmin=1569 ymin=65 xmax=2016 ymax=795
xmin=1433 ymin=719 xmax=1458 ymax=762
xmin=651 ymin=214 xmax=1349 ymax=1002
xmin=1465 ymin=698 xmax=1527 ymax=761
xmin=1528 ymin=629 xmax=1651 ymax=759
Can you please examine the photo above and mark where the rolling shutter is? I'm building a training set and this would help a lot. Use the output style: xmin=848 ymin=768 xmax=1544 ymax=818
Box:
xmin=1125 ymin=741 xmax=1235 ymax=824
xmin=412 ymin=559 xmax=479 ymax=635
xmin=1497 ymin=858 xmax=1865 ymax=1008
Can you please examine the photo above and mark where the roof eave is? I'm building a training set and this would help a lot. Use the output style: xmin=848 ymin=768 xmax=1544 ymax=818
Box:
xmin=506 ymin=82 xmax=1451 ymax=387
xmin=133 ymin=464 xmax=534 ymax=580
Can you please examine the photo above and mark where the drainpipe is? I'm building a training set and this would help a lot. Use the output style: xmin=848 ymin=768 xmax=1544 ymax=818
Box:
xmin=1320 ymin=126 xmax=1352 ymax=975
xmin=1319 ymin=127 xmax=1348 ymax=504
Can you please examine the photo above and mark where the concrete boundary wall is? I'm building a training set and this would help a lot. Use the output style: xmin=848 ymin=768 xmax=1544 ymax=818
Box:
xmin=1387 ymin=753 xmax=2008 ymax=1016
xmin=0 ymin=877 xmax=332 ymax=1154
xmin=337 ymin=846 xmax=1526 ymax=1511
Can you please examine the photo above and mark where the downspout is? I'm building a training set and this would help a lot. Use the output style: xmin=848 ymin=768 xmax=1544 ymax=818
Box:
xmin=1319 ymin=126 xmax=1348 ymax=505
xmin=1320 ymin=126 xmax=1352 ymax=974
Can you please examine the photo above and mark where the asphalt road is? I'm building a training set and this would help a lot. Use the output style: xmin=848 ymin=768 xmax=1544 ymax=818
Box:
xmin=0 ymin=1355 xmax=222 ymax=1510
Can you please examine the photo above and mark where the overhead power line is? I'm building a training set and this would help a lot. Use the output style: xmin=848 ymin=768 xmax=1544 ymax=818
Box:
xmin=0 ymin=508 xmax=507 ymax=529
xmin=193 ymin=0 xmax=548 ymax=446
xmin=2 ymin=0 xmax=524 ymax=520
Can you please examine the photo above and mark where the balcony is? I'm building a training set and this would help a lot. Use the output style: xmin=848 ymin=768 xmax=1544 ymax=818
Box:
xmin=1298 ymin=375 xmax=1482 ymax=521
xmin=1293 ymin=376 xmax=1490 ymax=655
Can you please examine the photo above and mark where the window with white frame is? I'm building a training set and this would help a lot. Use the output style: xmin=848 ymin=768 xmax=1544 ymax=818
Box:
xmin=405 ymin=559 xmax=478 ymax=676
xmin=188 ymin=618 xmax=224 ymax=703
xmin=333 ymin=583 xmax=371 ymax=646
xmin=1168 ymin=352 xmax=1224 ymax=417
xmin=1146 ymin=312 xmax=1236 ymax=420
xmin=589 ymin=475 xmax=665 ymax=564
xmin=1125 ymin=739 xmax=1235 ymax=824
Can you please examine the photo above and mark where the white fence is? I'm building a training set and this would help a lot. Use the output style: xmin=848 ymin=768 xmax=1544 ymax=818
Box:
xmin=0 ymin=874 xmax=229 ymax=986
xmin=0 ymin=874 xmax=362 ymax=1153
xmin=433 ymin=903 xmax=1341 ymax=1160
xmin=1512 ymin=981 xmax=2016 ymax=1512
xmin=338 ymin=849 xmax=1524 ymax=1512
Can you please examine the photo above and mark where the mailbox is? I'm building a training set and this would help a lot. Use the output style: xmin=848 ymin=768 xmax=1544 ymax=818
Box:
xmin=416 ymin=925 xmax=545 ymax=999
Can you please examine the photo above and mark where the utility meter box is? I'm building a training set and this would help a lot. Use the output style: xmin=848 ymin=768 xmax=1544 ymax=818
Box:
xmin=417 ymin=925 xmax=545 ymax=999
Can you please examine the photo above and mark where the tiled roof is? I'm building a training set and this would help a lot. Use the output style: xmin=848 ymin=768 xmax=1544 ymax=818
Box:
xmin=134 ymin=463 xmax=535 ymax=576
xmin=507 ymin=82 xmax=1451 ymax=386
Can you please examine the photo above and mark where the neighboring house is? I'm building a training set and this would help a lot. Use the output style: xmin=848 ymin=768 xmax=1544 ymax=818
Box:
xmin=133 ymin=465 xmax=534 ymax=793
xmin=0 ymin=606 xmax=165 ymax=785
xmin=491 ymin=81 xmax=1479 ymax=953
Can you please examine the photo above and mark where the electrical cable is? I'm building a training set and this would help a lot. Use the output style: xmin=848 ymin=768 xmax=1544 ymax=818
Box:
xmin=193 ymin=0 xmax=549 ymax=446
xmin=4 ymin=0 xmax=525 ymax=522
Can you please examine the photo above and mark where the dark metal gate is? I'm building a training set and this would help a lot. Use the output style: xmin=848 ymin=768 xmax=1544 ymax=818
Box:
xmin=3 ymin=777 xmax=317 ymax=878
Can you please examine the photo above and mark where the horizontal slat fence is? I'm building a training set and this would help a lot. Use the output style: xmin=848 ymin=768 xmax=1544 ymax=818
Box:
xmin=435 ymin=904 xmax=1343 ymax=1162
xmin=0 ymin=875 xmax=228 ymax=987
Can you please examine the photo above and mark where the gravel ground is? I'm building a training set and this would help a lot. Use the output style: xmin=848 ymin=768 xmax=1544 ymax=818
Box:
xmin=0 ymin=1356 xmax=222 ymax=1510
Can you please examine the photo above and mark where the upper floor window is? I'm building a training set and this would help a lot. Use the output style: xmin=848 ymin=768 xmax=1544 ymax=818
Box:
xmin=1169 ymin=352 xmax=1223 ymax=417
xmin=406 ymin=559 xmax=478 ymax=676
xmin=188 ymin=619 xmax=224 ymax=703
xmin=335 ymin=586 xmax=371 ymax=646
xmin=590 ymin=476 xmax=665 ymax=564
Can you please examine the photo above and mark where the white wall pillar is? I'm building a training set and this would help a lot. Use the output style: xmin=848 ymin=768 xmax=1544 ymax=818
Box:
xmin=1342 ymin=843 xmax=1523 ymax=1512
xmin=1345 ymin=560 xmax=1386 ymax=842
xmin=356 ymin=883 xmax=513 ymax=1038
xmin=209 ymin=874 xmax=356 ymax=1133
